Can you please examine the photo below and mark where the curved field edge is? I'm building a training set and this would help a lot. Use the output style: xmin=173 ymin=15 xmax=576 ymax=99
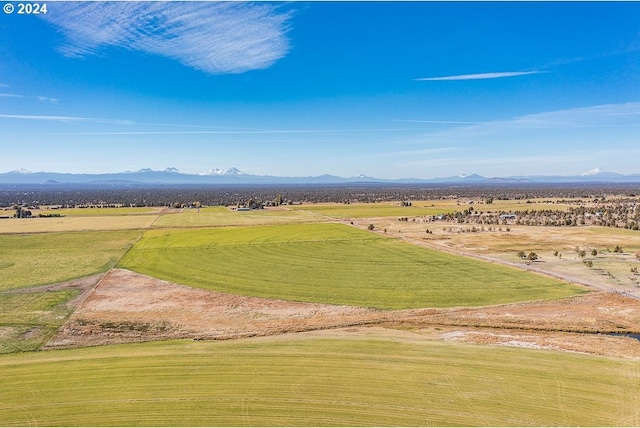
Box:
xmin=0 ymin=230 xmax=143 ymax=291
xmin=0 ymin=337 xmax=638 ymax=426
xmin=118 ymin=223 xmax=586 ymax=309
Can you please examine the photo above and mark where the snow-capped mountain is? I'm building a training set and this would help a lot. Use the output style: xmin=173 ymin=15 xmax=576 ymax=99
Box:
xmin=580 ymin=168 xmax=624 ymax=179
xmin=1 ymin=167 xmax=640 ymax=185
xmin=201 ymin=167 xmax=245 ymax=176
xmin=582 ymin=168 xmax=604 ymax=176
xmin=10 ymin=168 xmax=33 ymax=174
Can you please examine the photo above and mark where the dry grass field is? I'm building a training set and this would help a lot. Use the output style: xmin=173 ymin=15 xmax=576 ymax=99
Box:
xmin=0 ymin=215 xmax=159 ymax=233
xmin=356 ymin=217 xmax=640 ymax=298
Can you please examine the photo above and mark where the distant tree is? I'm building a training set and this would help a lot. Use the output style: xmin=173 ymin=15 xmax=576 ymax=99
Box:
xmin=527 ymin=252 xmax=538 ymax=261
xmin=517 ymin=251 xmax=526 ymax=259
xmin=367 ymin=224 xmax=375 ymax=231
xmin=578 ymin=250 xmax=586 ymax=258
xmin=485 ymin=197 xmax=494 ymax=204
xmin=591 ymin=249 xmax=598 ymax=257
xmin=584 ymin=260 xmax=593 ymax=268
xmin=614 ymin=245 xmax=624 ymax=253
xmin=13 ymin=206 xmax=32 ymax=218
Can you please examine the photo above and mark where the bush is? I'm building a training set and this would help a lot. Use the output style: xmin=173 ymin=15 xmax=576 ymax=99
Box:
xmin=367 ymin=224 xmax=375 ymax=231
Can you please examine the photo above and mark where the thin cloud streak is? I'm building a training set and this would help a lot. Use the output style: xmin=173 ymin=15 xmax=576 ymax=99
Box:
xmin=52 ymin=128 xmax=415 ymax=136
xmin=393 ymin=119 xmax=484 ymax=124
xmin=415 ymin=71 xmax=544 ymax=81
xmin=389 ymin=102 xmax=640 ymax=176
xmin=0 ymin=114 xmax=91 ymax=121
xmin=0 ymin=94 xmax=24 ymax=98
xmin=42 ymin=2 xmax=292 ymax=74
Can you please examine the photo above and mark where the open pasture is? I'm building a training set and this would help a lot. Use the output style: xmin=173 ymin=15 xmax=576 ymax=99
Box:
xmin=0 ymin=336 xmax=638 ymax=426
xmin=374 ymin=221 xmax=640 ymax=294
xmin=0 ymin=230 xmax=142 ymax=291
xmin=38 ymin=207 xmax=163 ymax=216
xmin=290 ymin=199 xmax=578 ymax=220
xmin=291 ymin=201 xmax=458 ymax=219
xmin=0 ymin=288 xmax=80 ymax=353
xmin=0 ymin=215 xmax=158 ymax=234
xmin=154 ymin=206 xmax=324 ymax=228
xmin=118 ymin=223 xmax=584 ymax=309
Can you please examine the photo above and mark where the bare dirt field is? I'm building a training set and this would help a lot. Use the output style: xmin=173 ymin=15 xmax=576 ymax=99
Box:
xmin=45 ymin=269 xmax=640 ymax=359
xmin=45 ymin=269 xmax=385 ymax=349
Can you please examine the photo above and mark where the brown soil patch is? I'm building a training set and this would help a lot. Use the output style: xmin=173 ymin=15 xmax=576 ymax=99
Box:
xmin=387 ymin=292 xmax=640 ymax=358
xmin=45 ymin=269 xmax=640 ymax=359
xmin=45 ymin=269 xmax=385 ymax=349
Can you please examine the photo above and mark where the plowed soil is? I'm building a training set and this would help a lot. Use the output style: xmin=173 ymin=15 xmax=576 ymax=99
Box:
xmin=45 ymin=269 xmax=640 ymax=359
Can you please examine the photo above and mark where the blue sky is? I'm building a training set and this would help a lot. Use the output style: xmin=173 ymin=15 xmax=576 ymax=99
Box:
xmin=1 ymin=1 xmax=639 ymax=179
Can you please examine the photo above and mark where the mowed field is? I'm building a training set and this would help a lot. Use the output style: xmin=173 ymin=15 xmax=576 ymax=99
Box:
xmin=0 ymin=230 xmax=143 ymax=291
xmin=1 ymin=337 xmax=639 ymax=427
xmin=2 ymin=201 xmax=639 ymax=426
xmin=118 ymin=222 xmax=584 ymax=309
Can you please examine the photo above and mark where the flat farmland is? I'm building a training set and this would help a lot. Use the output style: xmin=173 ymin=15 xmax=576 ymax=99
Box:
xmin=0 ymin=336 xmax=638 ymax=426
xmin=154 ymin=206 xmax=325 ymax=228
xmin=0 ymin=230 xmax=142 ymax=291
xmin=367 ymin=218 xmax=640 ymax=296
xmin=0 ymin=287 xmax=82 ymax=353
xmin=3 ymin=200 xmax=639 ymax=427
xmin=118 ymin=222 xmax=584 ymax=309
xmin=291 ymin=202 xmax=458 ymax=218
xmin=290 ymin=199 xmax=576 ymax=219
xmin=0 ymin=215 xmax=158 ymax=233
xmin=37 ymin=207 xmax=164 ymax=216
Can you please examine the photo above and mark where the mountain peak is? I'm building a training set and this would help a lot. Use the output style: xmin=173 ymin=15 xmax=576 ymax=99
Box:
xmin=582 ymin=168 xmax=603 ymax=176
xmin=9 ymin=168 xmax=33 ymax=174
xmin=201 ymin=167 xmax=245 ymax=176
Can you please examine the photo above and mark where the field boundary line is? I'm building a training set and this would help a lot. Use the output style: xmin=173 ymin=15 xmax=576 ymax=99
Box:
xmin=346 ymin=220 xmax=640 ymax=300
xmin=59 ymin=233 xmax=145 ymax=327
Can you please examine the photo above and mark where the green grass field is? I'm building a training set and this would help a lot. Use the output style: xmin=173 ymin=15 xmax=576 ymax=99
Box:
xmin=119 ymin=223 xmax=584 ymax=309
xmin=0 ymin=230 xmax=142 ymax=291
xmin=0 ymin=288 xmax=80 ymax=353
xmin=153 ymin=206 xmax=325 ymax=228
xmin=0 ymin=337 xmax=638 ymax=426
xmin=291 ymin=202 xmax=457 ymax=218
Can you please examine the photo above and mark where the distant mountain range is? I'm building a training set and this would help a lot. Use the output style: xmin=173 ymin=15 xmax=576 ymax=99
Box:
xmin=2 ymin=167 xmax=640 ymax=185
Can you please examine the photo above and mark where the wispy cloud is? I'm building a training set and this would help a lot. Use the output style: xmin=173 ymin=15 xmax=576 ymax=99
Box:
xmin=42 ymin=2 xmax=292 ymax=74
xmin=0 ymin=114 xmax=135 ymax=124
xmin=390 ymin=147 xmax=462 ymax=157
xmin=393 ymin=119 xmax=484 ymax=125
xmin=37 ymin=96 xmax=59 ymax=104
xmin=415 ymin=71 xmax=544 ymax=81
xmin=0 ymin=93 xmax=24 ymax=98
xmin=389 ymin=102 xmax=640 ymax=175
xmin=0 ymin=114 xmax=88 ymax=121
